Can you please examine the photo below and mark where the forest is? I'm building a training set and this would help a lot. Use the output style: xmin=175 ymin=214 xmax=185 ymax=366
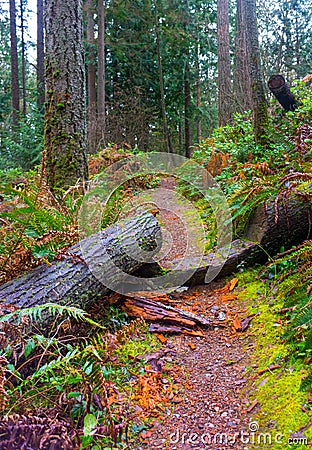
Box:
xmin=0 ymin=0 xmax=312 ymax=448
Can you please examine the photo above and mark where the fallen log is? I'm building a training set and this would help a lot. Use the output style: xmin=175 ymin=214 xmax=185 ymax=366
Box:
xmin=0 ymin=213 xmax=160 ymax=310
xmin=0 ymin=194 xmax=311 ymax=333
xmin=268 ymin=74 xmax=297 ymax=112
xmin=162 ymin=195 xmax=312 ymax=286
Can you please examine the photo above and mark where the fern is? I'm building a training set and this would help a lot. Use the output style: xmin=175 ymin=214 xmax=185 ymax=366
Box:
xmin=0 ymin=303 xmax=104 ymax=328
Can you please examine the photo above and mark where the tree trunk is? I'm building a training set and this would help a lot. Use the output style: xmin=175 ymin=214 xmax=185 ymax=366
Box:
xmin=184 ymin=62 xmax=192 ymax=158
xmin=86 ymin=0 xmax=97 ymax=153
xmin=43 ymin=0 xmax=88 ymax=191
xmin=9 ymin=0 xmax=20 ymax=127
xmin=97 ymin=0 xmax=106 ymax=142
xmin=217 ymin=0 xmax=232 ymax=126
xmin=37 ymin=0 xmax=45 ymax=110
xmin=153 ymin=0 xmax=173 ymax=153
xmin=244 ymin=0 xmax=269 ymax=146
xmin=183 ymin=0 xmax=192 ymax=158
xmin=161 ymin=196 xmax=312 ymax=286
xmin=0 ymin=214 xmax=160 ymax=310
xmin=20 ymin=0 xmax=27 ymax=116
xmin=268 ymin=74 xmax=297 ymax=112
xmin=195 ymin=40 xmax=201 ymax=143
xmin=233 ymin=0 xmax=252 ymax=114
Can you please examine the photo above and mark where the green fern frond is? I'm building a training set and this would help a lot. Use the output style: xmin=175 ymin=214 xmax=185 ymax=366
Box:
xmin=0 ymin=303 xmax=104 ymax=328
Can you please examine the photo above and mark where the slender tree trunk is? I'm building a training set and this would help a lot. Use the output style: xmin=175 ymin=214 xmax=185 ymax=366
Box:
xmin=86 ymin=0 xmax=96 ymax=152
xmin=196 ymin=76 xmax=201 ymax=143
xmin=37 ymin=0 xmax=45 ymax=110
xmin=9 ymin=0 xmax=20 ymax=127
xmin=233 ymin=0 xmax=252 ymax=114
xmin=44 ymin=0 xmax=88 ymax=191
xmin=195 ymin=43 xmax=201 ymax=143
xmin=184 ymin=62 xmax=192 ymax=158
xmin=20 ymin=0 xmax=27 ymax=116
xmin=178 ymin=106 xmax=183 ymax=153
xmin=183 ymin=0 xmax=192 ymax=158
xmin=244 ymin=0 xmax=268 ymax=146
xmin=98 ymin=0 xmax=106 ymax=142
xmin=153 ymin=0 xmax=172 ymax=153
xmin=217 ymin=0 xmax=232 ymax=126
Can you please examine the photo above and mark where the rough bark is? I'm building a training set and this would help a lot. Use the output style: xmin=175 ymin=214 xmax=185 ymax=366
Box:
xmin=154 ymin=0 xmax=173 ymax=153
xmin=183 ymin=0 xmax=192 ymax=158
xmin=233 ymin=0 xmax=252 ymax=114
xmin=86 ymin=0 xmax=96 ymax=153
xmin=20 ymin=0 xmax=27 ymax=116
xmin=184 ymin=62 xmax=192 ymax=158
xmin=37 ymin=0 xmax=45 ymax=110
xmin=161 ymin=196 xmax=312 ymax=287
xmin=9 ymin=0 xmax=20 ymax=127
xmin=97 ymin=0 xmax=106 ymax=138
xmin=268 ymin=74 xmax=297 ymax=112
xmin=244 ymin=0 xmax=269 ymax=146
xmin=0 ymin=214 xmax=160 ymax=310
xmin=217 ymin=0 xmax=232 ymax=126
xmin=43 ymin=0 xmax=88 ymax=191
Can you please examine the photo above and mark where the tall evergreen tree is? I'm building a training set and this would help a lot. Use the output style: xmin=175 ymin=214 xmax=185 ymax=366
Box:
xmin=44 ymin=0 xmax=88 ymax=191
xmin=233 ymin=0 xmax=252 ymax=114
xmin=245 ymin=0 xmax=268 ymax=146
xmin=37 ymin=0 xmax=45 ymax=110
xmin=9 ymin=0 xmax=20 ymax=127
xmin=217 ymin=0 xmax=232 ymax=125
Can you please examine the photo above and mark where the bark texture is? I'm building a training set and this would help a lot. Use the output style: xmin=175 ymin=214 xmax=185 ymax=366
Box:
xmin=37 ymin=0 xmax=45 ymax=110
xmin=268 ymin=74 xmax=297 ymax=112
xmin=97 ymin=0 xmax=106 ymax=134
xmin=244 ymin=0 xmax=269 ymax=146
xmin=43 ymin=0 xmax=88 ymax=191
xmin=154 ymin=0 xmax=173 ymax=153
xmin=217 ymin=0 xmax=232 ymax=126
xmin=0 ymin=214 xmax=160 ymax=310
xmin=122 ymin=294 xmax=211 ymax=332
xmin=163 ymin=196 xmax=312 ymax=287
xmin=233 ymin=0 xmax=252 ymax=113
xmin=85 ymin=0 xmax=97 ymax=153
xmin=9 ymin=0 xmax=19 ymax=127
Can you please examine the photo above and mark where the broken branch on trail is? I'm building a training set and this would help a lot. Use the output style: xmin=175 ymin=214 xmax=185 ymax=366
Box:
xmin=268 ymin=74 xmax=297 ymax=112
xmin=121 ymin=294 xmax=211 ymax=334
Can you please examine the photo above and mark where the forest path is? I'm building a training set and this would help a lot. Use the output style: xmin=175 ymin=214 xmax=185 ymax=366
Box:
xmin=134 ymin=177 xmax=256 ymax=449
xmin=136 ymin=283 xmax=255 ymax=450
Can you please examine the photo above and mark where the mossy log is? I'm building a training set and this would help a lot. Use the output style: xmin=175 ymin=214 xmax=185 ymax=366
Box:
xmin=0 ymin=213 xmax=160 ymax=309
xmin=163 ymin=196 xmax=312 ymax=287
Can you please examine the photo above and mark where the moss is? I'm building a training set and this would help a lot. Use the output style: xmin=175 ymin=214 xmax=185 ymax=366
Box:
xmin=236 ymin=269 xmax=312 ymax=448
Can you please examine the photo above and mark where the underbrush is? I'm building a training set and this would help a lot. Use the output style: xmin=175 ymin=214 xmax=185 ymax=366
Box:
xmin=178 ymin=79 xmax=312 ymax=249
xmin=0 ymin=302 xmax=172 ymax=448
xmin=236 ymin=238 xmax=312 ymax=447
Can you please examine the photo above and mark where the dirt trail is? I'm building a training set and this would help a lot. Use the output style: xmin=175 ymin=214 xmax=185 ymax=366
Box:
xmin=133 ymin=284 xmax=255 ymax=450
xmin=133 ymin=178 xmax=256 ymax=449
